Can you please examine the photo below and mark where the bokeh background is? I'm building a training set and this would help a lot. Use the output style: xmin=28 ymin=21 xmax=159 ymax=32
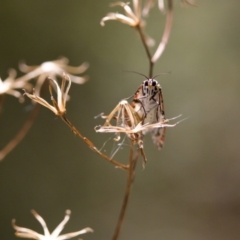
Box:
xmin=1 ymin=1 xmax=240 ymax=240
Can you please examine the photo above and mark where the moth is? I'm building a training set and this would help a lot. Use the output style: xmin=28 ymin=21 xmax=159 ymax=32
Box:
xmin=131 ymin=74 xmax=166 ymax=149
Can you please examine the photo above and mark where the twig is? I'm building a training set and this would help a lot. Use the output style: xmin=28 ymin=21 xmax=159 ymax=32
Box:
xmin=135 ymin=24 xmax=154 ymax=78
xmin=152 ymin=0 xmax=173 ymax=62
xmin=0 ymin=103 xmax=39 ymax=161
xmin=112 ymin=142 xmax=139 ymax=240
xmin=61 ymin=115 xmax=129 ymax=170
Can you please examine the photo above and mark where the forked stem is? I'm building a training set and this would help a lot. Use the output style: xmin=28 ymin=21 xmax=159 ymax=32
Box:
xmin=135 ymin=0 xmax=173 ymax=77
xmin=112 ymin=143 xmax=139 ymax=240
xmin=0 ymin=103 xmax=39 ymax=161
xmin=136 ymin=24 xmax=154 ymax=78
xmin=152 ymin=0 xmax=173 ymax=62
xmin=61 ymin=115 xmax=129 ymax=170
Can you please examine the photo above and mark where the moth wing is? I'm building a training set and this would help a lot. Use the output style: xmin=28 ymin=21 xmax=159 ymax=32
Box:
xmin=151 ymin=87 xmax=166 ymax=150
xmin=151 ymin=125 xmax=166 ymax=150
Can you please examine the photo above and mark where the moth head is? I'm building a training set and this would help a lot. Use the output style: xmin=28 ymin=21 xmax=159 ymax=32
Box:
xmin=125 ymin=70 xmax=166 ymax=96
xmin=142 ymin=78 xmax=160 ymax=96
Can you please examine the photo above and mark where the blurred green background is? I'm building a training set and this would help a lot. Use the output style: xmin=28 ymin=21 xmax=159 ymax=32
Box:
xmin=1 ymin=1 xmax=240 ymax=240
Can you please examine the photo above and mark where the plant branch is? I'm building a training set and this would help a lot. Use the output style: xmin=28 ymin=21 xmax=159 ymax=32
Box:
xmin=61 ymin=115 xmax=129 ymax=170
xmin=152 ymin=0 xmax=173 ymax=62
xmin=0 ymin=103 xmax=39 ymax=161
xmin=135 ymin=24 xmax=154 ymax=78
xmin=112 ymin=143 xmax=139 ymax=240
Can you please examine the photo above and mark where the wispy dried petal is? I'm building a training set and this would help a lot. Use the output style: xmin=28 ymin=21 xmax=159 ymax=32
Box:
xmin=51 ymin=210 xmax=71 ymax=238
xmin=132 ymin=0 xmax=141 ymax=19
xmin=24 ymin=74 xmax=72 ymax=116
xmin=101 ymin=1 xmax=141 ymax=27
xmin=0 ymin=69 xmax=28 ymax=100
xmin=96 ymin=116 xmax=181 ymax=134
xmin=111 ymin=2 xmax=139 ymax=22
xmin=56 ymin=228 xmax=93 ymax=240
xmin=0 ymin=58 xmax=88 ymax=101
xmin=96 ymin=98 xmax=183 ymax=146
xmin=19 ymin=58 xmax=89 ymax=85
xmin=101 ymin=13 xmax=137 ymax=26
xmin=143 ymin=0 xmax=165 ymax=16
xmin=23 ymin=89 xmax=58 ymax=115
xmin=95 ymin=100 xmax=142 ymax=144
xmin=12 ymin=220 xmax=44 ymax=240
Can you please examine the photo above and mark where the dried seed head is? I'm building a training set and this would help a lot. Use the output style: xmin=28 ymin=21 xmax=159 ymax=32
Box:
xmin=24 ymin=73 xmax=72 ymax=116
xmin=12 ymin=210 xmax=93 ymax=240
xmin=95 ymin=100 xmax=143 ymax=145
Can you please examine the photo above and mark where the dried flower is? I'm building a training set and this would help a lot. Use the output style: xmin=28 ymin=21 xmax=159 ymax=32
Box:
xmin=101 ymin=1 xmax=142 ymax=27
xmin=101 ymin=1 xmax=155 ymax=46
xmin=18 ymin=57 xmax=88 ymax=97
xmin=95 ymin=100 xmax=143 ymax=145
xmin=95 ymin=99 xmax=178 ymax=152
xmin=95 ymin=99 xmax=148 ymax=165
xmin=96 ymin=100 xmax=180 ymax=137
xmin=12 ymin=210 xmax=93 ymax=240
xmin=142 ymin=0 xmax=197 ymax=16
xmin=0 ymin=69 xmax=30 ymax=101
xmin=24 ymin=73 xmax=71 ymax=116
xmin=95 ymin=99 xmax=183 ymax=166
xmin=0 ymin=58 xmax=88 ymax=101
xmin=19 ymin=57 xmax=89 ymax=85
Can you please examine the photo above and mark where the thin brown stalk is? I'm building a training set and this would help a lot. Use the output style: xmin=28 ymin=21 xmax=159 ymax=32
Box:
xmin=152 ymin=0 xmax=173 ymax=62
xmin=61 ymin=115 xmax=129 ymax=170
xmin=112 ymin=142 xmax=139 ymax=240
xmin=135 ymin=24 xmax=154 ymax=78
xmin=0 ymin=103 xmax=39 ymax=161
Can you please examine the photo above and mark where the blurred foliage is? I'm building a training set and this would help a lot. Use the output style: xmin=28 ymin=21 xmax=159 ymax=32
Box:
xmin=0 ymin=1 xmax=240 ymax=240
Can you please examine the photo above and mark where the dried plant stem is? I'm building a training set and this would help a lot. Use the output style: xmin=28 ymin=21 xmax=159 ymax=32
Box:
xmin=112 ymin=143 xmax=138 ymax=240
xmin=152 ymin=0 xmax=173 ymax=62
xmin=61 ymin=115 xmax=129 ymax=170
xmin=135 ymin=0 xmax=173 ymax=77
xmin=136 ymin=24 xmax=154 ymax=78
xmin=0 ymin=104 xmax=39 ymax=161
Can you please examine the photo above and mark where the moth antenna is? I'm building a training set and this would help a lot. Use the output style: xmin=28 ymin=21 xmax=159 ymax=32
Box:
xmin=124 ymin=70 xmax=150 ymax=80
xmin=124 ymin=70 xmax=171 ymax=79
xmin=152 ymin=71 xmax=171 ymax=79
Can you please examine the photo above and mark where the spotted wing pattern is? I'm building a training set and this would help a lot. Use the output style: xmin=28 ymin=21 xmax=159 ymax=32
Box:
xmin=131 ymin=78 xmax=166 ymax=149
